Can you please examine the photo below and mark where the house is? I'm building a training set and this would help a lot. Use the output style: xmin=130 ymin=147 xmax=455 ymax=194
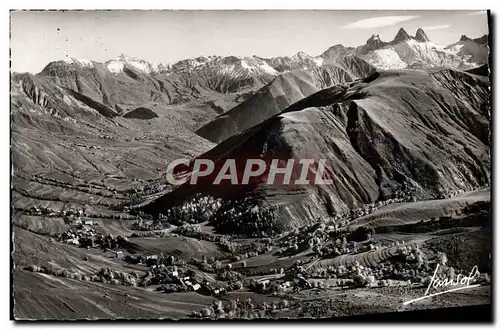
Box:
xmin=172 ymin=270 xmax=178 ymax=277
xmin=145 ymin=255 xmax=159 ymax=266
xmin=115 ymin=251 xmax=124 ymax=259
xmin=71 ymin=217 xmax=82 ymax=225
xmin=84 ymin=220 xmax=94 ymax=226
xmin=191 ymin=283 xmax=201 ymax=291
xmin=297 ymin=277 xmax=311 ymax=289
xmin=197 ymin=283 xmax=213 ymax=296
xmin=66 ymin=238 xmax=79 ymax=245
xmin=259 ymin=279 xmax=270 ymax=290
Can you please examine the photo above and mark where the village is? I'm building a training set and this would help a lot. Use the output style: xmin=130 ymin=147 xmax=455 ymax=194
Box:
xmin=19 ymin=182 xmax=491 ymax=320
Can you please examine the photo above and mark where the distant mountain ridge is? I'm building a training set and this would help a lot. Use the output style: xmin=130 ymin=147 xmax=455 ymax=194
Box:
xmin=19 ymin=28 xmax=488 ymax=143
xmin=35 ymin=28 xmax=488 ymax=80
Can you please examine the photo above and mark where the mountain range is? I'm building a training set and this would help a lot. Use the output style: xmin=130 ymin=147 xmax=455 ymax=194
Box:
xmin=37 ymin=28 xmax=488 ymax=75
xmin=11 ymin=27 xmax=490 ymax=233
xmin=10 ymin=19 xmax=492 ymax=321
xmin=13 ymin=28 xmax=488 ymax=129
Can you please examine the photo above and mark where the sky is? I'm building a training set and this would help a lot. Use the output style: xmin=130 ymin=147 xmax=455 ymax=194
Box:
xmin=10 ymin=10 xmax=489 ymax=73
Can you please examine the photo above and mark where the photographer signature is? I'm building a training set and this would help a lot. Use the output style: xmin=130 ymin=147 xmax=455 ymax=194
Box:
xmin=403 ymin=264 xmax=481 ymax=306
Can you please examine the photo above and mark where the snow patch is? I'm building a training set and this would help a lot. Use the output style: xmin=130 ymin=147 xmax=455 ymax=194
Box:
xmin=105 ymin=55 xmax=161 ymax=74
xmin=105 ymin=61 xmax=125 ymax=74
xmin=63 ymin=58 xmax=93 ymax=68
xmin=313 ymin=57 xmax=324 ymax=66
xmin=238 ymin=58 xmax=278 ymax=75
xmin=367 ymin=40 xmax=472 ymax=69
xmin=365 ymin=49 xmax=407 ymax=70
xmin=257 ymin=61 xmax=279 ymax=75
xmin=446 ymin=44 xmax=465 ymax=55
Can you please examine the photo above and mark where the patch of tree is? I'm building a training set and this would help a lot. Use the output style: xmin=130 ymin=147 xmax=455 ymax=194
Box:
xmin=375 ymin=211 xmax=490 ymax=235
xmin=24 ymin=264 xmax=140 ymax=286
xmin=156 ymin=194 xmax=223 ymax=226
xmin=209 ymin=196 xmax=280 ymax=237
xmin=463 ymin=201 xmax=491 ymax=215
xmin=192 ymin=298 xmax=290 ymax=319
xmin=347 ymin=225 xmax=375 ymax=242
xmin=131 ymin=219 xmax=164 ymax=231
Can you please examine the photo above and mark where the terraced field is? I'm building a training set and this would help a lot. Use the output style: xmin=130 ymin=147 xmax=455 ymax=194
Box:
xmin=348 ymin=189 xmax=490 ymax=229
xmin=13 ymin=270 xmax=214 ymax=320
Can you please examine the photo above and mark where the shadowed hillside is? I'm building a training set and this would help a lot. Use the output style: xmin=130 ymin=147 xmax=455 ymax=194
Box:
xmin=196 ymin=56 xmax=376 ymax=143
xmin=141 ymin=69 xmax=490 ymax=233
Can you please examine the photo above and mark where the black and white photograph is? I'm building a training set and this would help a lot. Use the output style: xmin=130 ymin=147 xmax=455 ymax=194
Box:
xmin=9 ymin=9 xmax=492 ymax=321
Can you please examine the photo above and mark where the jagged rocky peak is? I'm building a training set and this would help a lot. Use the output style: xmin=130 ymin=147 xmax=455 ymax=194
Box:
xmin=366 ymin=34 xmax=385 ymax=47
xmin=415 ymin=28 xmax=430 ymax=42
xmin=392 ymin=27 xmax=412 ymax=43
xmin=292 ymin=51 xmax=311 ymax=60
xmin=460 ymin=34 xmax=472 ymax=42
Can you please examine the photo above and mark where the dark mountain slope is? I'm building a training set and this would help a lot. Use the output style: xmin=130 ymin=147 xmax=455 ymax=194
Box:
xmin=196 ymin=56 xmax=376 ymax=143
xmin=140 ymin=69 xmax=490 ymax=234
xmin=122 ymin=107 xmax=159 ymax=119
xmin=466 ymin=64 xmax=489 ymax=77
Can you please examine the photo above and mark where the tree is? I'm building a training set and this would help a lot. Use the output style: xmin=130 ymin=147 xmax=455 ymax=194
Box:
xmin=201 ymin=307 xmax=213 ymax=318
xmin=438 ymin=252 xmax=448 ymax=266
xmin=233 ymin=281 xmax=243 ymax=290
xmin=353 ymin=274 xmax=370 ymax=288
xmin=212 ymin=300 xmax=224 ymax=314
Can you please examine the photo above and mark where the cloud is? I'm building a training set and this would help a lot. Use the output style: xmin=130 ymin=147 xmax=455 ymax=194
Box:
xmin=422 ymin=24 xmax=451 ymax=30
xmin=465 ymin=10 xmax=487 ymax=16
xmin=342 ymin=15 xmax=420 ymax=29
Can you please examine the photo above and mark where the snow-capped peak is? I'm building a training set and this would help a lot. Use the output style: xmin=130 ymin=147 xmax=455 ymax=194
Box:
xmin=244 ymin=57 xmax=279 ymax=75
xmin=62 ymin=57 xmax=93 ymax=68
xmin=105 ymin=54 xmax=162 ymax=74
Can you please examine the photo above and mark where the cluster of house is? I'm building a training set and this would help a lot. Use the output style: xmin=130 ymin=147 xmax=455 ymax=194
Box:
xmin=147 ymin=262 xmax=229 ymax=296
xmin=250 ymin=274 xmax=312 ymax=294
xmin=57 ymin=222 xmax=130 ymax=254
xmin=167 ymin=269 xmax=227 ymax=296
xmin=58 ymin=223 xmax=97 ymax=246
xmin=178 ymin=273 xmax=201 ymax=292
xmin=66 ymin=216 xmax=96 ymax=227
xmin=26 ymin=205 xmax=87 ymax=218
